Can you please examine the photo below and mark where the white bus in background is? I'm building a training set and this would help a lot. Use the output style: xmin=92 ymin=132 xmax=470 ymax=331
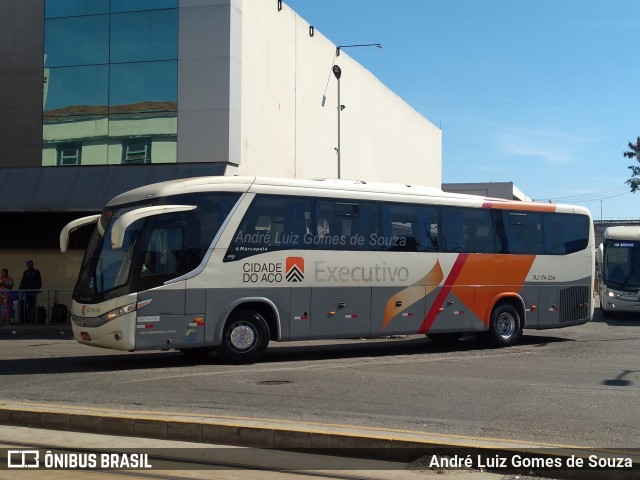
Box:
xmin=60 ymin=176 xmax=595 ymax=363
xmin=597 ymin=226 xmax=640 ymax=316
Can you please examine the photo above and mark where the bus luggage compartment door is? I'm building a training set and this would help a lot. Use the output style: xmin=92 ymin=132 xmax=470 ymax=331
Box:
xmin=370 ymin=286 xmax=426 ymax=335
xmin=289 ymin=287 xmax=311 ymax=340
xmin=136 ymin=314 xmax=205 ymax=349
xmin=310 ymin=287 xmax=371 ymax=338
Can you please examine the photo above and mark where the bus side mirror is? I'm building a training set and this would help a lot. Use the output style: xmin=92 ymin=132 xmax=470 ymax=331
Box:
xmin=111 ymin=205 xmax=196 ymax=249
xmin=60 ymin=214 xmax=100 ymax=253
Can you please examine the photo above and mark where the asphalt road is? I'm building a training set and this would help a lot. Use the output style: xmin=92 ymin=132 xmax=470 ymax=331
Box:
xmin=1 ymin=308 xmax=638 ymax=449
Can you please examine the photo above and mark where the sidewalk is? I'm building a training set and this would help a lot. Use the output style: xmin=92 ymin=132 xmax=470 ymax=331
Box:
xmin=0 ymin=323 xmax=72 ymax=339
xmin=0 ymin=401 xmax=637 ymax=479
xmin=0 ymin=424 xmax=510 ymax=480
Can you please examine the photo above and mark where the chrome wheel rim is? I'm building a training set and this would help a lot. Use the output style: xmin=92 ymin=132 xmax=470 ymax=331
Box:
xmin=496 ymin=312 xmax=516 ymax=339
xmin=228 ymin=322 xmax=256 ymax=352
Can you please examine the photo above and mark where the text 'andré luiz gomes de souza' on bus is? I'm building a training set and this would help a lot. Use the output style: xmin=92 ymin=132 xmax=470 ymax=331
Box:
xmin=234 ymin=230 xmax=409 ymax=249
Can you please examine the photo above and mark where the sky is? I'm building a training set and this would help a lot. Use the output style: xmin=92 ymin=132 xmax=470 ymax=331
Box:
xmin=285 ymin=0 xmax=640 ymax=220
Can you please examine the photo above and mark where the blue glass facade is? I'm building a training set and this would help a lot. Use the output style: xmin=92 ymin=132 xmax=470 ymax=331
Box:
xmin=43 ymin=0 xmax=178 ymax=166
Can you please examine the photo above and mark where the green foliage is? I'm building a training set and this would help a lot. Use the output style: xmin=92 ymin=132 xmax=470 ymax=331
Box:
xmin=624 ymin=136 xmax=640 ymax=193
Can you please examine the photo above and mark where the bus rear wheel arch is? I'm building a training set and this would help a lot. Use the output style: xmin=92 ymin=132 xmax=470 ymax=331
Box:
xmin=219 ymin=309 xmax=270 ymax=364
xmin=479 ymin=301 xmax=523 ymax=348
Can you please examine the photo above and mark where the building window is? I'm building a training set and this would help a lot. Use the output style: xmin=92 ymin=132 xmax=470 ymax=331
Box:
xmin=110 ymin=9 xmax=178 ymax=63
xmin=43 ymin=2 xmax=178 ymax=167
xmin=57 ymin=143 xmax=82 ymax=165
xmin=122 ymin=137 xmax=152 ymax=164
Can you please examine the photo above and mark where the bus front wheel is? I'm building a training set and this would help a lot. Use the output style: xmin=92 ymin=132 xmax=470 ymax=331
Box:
xmin=219 ymin=309 xmax=270 ymax=364
xmin=479 ymin=303 xmax=522 ymax=348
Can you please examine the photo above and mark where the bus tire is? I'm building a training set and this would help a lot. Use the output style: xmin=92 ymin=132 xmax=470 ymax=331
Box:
xmin=479 ymin=303 xmax=522 ymax=348
xmin=219 ymin=309 xmax=270 ymax=364
xmin=427 ymin=332 xmax=462 ymax=344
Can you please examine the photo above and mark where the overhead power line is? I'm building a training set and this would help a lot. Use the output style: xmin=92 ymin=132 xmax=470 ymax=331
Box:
xmin=535 ymin=187 xmax=631 ymax=204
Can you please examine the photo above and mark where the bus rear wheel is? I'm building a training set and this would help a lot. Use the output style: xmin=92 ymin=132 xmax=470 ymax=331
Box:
xmin=479 ymin=303 xmax=522 ymax=348
xmin=219 ymin=309 xmax=270 ymax=364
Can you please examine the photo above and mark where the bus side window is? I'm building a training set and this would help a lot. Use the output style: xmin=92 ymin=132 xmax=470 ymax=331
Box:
xmin=232 ymin=195 xmax=310 ymax=250
xmin=283 ymin=201 xmax=311 ymax=241
xmin=314 ymin=199 xmax=379 ymax=250
xmin=441 ymin=208 xmax=466 ymax=252
xmin=467 ymin=210 xmax=495 ymax=253
xmin=315 ymin=200 xmax=351 ymax=248
xmin=352 ymin=203 xmax=379 ymax=250
xmin=543 ymin=213 xmax=589 ymax=255
xmin=441 ymin=207 xmax=494 ymax=253
xmin=140 ymin=225 xmax=185 ymax=277
xmin=417 ymin=207 xmax=439 ymax=251
xmin=503 ymin=211 xmax=543 ymax=254
xmin=380 ymin=203 xmax=437 ymax=252
xmin=315 ymin=200 xmax=340 ymax=242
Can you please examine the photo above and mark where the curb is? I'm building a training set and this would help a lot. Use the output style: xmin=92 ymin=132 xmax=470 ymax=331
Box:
xmin=0 ymin=401 xmax=638 ymax=479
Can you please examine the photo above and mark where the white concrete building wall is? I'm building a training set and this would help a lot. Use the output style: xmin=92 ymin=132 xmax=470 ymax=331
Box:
xmin=442 ymin=182 xmax=533 ymax=202
xmin=238 ymin=0 xmax=442 ymax=186
xmin=177 ymin=0 xmax=441 ymax=187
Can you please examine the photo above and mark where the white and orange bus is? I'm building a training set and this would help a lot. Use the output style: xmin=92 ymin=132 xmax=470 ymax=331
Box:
xmin=60 ymin=176 xmax=595 ymax=363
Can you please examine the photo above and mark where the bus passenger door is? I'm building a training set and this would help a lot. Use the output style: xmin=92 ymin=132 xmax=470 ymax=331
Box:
xmin=310 ymin=287 xmax=371 ymax=338
xmin=289 ymin=287 xmax=311 ymax=340
xmin=134 ymin=219 xmax=203 ymax=349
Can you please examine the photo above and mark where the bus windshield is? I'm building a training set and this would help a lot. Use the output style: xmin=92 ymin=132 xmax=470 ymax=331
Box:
xmin=602 ymin=240 xmax=640 ymax=291
xmin=73 ymin=192 xmax=241 ymax=303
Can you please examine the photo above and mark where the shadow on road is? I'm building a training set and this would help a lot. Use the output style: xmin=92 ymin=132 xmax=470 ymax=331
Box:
xmin=602 ymin=369 xmax=639 ymax=387
xmin=0 ymin=333 xmax=570 ymax=376
xmin=594 ymin=312 xmax=640 ymax=327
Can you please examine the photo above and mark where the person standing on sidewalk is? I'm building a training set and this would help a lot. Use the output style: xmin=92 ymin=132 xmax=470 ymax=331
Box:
xmin=0 ymin=269 xmax=14 ymax=323
xmin=19 ymin=260 xmax=42 ymax=317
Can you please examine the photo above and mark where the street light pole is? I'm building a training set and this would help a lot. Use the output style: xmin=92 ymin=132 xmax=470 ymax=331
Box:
xmin=332 ymin=65 xmax=342 ymax=179
xmin=323 ymin=43 xmax=381 ymax=179
xmin=336 ymin=43 xmax=383 ymax=57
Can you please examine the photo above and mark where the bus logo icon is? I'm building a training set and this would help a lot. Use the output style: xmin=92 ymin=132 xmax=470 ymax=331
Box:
xmin=286 ymin=257 xmax=304 ymax=282
xmin=8 ymin=450 xmax=39 ymax=468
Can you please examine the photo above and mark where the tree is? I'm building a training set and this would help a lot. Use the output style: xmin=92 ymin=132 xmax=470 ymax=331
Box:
xmin=624 ymin=136 xmax=640 ymax=192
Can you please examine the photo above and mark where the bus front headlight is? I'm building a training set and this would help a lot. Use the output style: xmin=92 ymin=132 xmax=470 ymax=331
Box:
xmin=99 ymin=299 xmax=152 ymax=322
xmin=101 ymin=303 xmax=136 ymax=322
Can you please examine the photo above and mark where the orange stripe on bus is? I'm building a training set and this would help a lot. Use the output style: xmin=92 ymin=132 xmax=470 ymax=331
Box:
xmin=452 ymin=254 xmax=536 ymax=325
xmin=482 ymin=201 xmax=557 ymax=212
xmin=382 ymin=260 xmax=444 ymax=330
xmin=419 ymin=254 xmax=469 ymax=334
